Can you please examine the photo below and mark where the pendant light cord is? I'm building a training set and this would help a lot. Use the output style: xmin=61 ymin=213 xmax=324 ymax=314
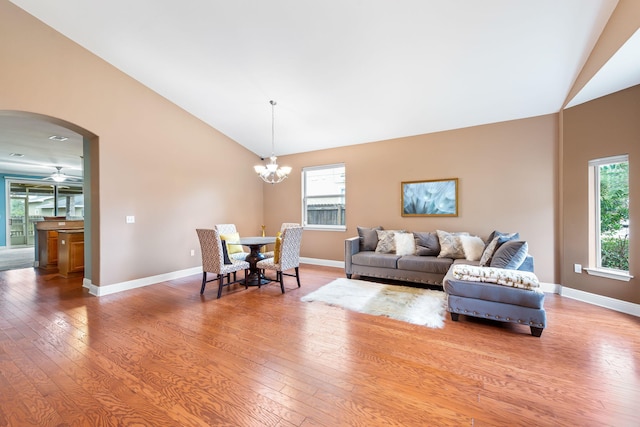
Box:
xmin=270 ymin=100 xmax=276 ymax=157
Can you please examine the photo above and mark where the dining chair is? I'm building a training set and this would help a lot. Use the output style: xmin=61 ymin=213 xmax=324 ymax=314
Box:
xmin=214 ymin=223 xmax=249 ymax=261
xmin=256 ymin=225 xmax=303 ymax=293
xmin=262 ymin=223 xmax=301 ymax=259
xmin=196 ymin=228 xmax=250 ymax=298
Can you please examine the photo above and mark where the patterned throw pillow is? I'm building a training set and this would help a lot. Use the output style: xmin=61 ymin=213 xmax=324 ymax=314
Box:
xmin=436 ymin=230 xmax=469 ymax=259
xmin=375 ymin=230 xmax=397 ymax=253
xmin=394 ymin=232 xmax=416 ymax=256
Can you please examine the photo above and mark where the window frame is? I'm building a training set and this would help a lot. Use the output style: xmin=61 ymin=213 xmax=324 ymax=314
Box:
xmin=301 ymin=163 xmax=346 ymax=231
xmin=585 ymin=154 xmax=632 ymax=281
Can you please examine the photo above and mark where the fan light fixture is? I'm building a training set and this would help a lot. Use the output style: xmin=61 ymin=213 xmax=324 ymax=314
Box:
xmin=254 ymin=100 xmax=292 ymax=184
xmin=51 ymin=166 xmax=67 ymax=182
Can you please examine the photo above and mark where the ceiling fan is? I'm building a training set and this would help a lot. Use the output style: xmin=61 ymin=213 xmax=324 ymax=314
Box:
xmin=44 ymin=166 xmax=80 ymax=183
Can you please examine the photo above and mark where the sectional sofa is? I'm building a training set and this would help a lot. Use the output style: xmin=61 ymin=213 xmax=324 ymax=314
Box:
xmin=344 ymin=227 xmax=547 ymax=336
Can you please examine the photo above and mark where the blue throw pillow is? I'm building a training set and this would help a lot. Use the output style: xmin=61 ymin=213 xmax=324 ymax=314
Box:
xmin=490 ymin=241 xmax=528 ymax=270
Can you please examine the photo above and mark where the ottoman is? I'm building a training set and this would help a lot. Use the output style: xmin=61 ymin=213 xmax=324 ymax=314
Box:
xmin=444 ymin=275 xmax=547 ymax=337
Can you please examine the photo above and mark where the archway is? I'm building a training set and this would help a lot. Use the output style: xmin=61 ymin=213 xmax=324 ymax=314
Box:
xmin=0 ymin=110 xmax=99 ymax=284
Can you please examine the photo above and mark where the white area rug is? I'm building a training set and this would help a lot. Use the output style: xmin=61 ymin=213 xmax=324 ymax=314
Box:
xmin=301 ymin=278 xmax=447 ymax=328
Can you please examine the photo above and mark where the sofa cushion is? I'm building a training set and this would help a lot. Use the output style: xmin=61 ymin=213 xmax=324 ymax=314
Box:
xmin=445 ymin=279 xmax=545 ymax=309
xmin=451 ymin=264 xmax=540 ymax=290
xmin=358 ymin=226 xmax=382 ymax=251
xmin=352 ymin=252 xmax=400 ymax=269
xmin=490 ymin=241 xmax=529 ymax=270
xmin=397 ymin=255 xmax=453 ymax=275
xmin=414 ymin=231 xmax=440 ymax=256
xmin=394 ymin=232 xmax=416 ymax=256
xmin=436 ymin=230 xmax=469 ymax=259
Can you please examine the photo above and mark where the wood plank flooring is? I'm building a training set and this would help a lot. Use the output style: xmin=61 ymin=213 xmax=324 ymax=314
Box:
xmin=0 ymin=265 xmax=638 ymax=426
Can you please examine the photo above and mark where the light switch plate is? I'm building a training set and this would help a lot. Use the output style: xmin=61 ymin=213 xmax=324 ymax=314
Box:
xmin=574 ymin=263 xmax=582 ymax=273
xmin=126 ymin=215 xmax=135 ymax=224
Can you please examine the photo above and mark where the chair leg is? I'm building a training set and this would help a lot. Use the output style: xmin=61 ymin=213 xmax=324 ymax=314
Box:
xmin=279 ymin=271 xmax=285 ymax=294
xmin=244 ymin=269 xmax=249 ymax=289
xmin=233 ymin=271 xmax=237 ymax=281
xmin=294 ymin=267 xmax=300 ymax=288
xmin=200 ymin=272 xmax=207 ymax=295
xmin=217 ymin=274 xmax=224 ymax=299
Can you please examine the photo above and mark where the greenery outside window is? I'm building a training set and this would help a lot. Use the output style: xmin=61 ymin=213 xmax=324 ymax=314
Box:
xmin=587 ymin=154 xmax=632 ymax=281
xmin=302 ymin=164 xmax=346 ymax=230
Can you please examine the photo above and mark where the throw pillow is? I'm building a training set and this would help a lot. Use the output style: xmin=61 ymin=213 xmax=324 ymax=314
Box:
xmin=274 ymin=234 xmax=282 ymax=264
xmin=357 ymin=226 xmax=383 ymax=251
xmin=436 ymin=230 xmax=469 ymax=259
xmin=220 ymin=232 xmax=243 ymax=254
xmin=394 ymin=232 xmax=416 ymax=256
xmin=414 ymin=231 xmax=440 ymax=256
xmin=375 ymin=230 xmax=397 ymax=253
xmin=479 ymin=231 xmax=519 ymax=266
xmin=220 ymin=240 xmax=233 ymax=265
xmin=459 ymin=235 xmax=485 ymax=261
xmin=490 ymin=241 xmax=529 ymax=269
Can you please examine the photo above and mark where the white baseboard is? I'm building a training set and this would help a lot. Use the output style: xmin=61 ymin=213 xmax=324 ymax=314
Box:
xmin=84 ymin=267 xmax=201 ymax=296
xmin=82 ymin=259 xmax=343 ymax=297
xmin=300 ymin=257 xmax=344 ymax=269
xmin=559 ymin=286 xmax=640 ymax=318
xmin=79 ymin=259 xmax=640 ymax=318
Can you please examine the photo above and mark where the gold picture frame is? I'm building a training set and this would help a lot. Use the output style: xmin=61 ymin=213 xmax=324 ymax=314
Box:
xmin=401 ymin=178 xmax=458 ymax=217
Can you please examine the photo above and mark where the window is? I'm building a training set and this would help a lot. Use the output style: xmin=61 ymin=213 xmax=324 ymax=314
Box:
xmin=587 ymin=155 xmax=630 ymax=280
xmin=302 ymin=164 xmax=345 ymax=230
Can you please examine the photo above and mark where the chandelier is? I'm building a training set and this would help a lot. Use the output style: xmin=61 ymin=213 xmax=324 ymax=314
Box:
xmin=254 ymin=100 xmax=292 ymax=184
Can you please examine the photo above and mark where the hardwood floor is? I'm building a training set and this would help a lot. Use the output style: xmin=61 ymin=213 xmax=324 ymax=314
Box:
xmin=0 ymin=265 xmax=638 ymax=426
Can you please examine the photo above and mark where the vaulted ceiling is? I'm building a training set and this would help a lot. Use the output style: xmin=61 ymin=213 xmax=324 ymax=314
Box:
xmin=3 ymin=0 xmax=639 ymax=178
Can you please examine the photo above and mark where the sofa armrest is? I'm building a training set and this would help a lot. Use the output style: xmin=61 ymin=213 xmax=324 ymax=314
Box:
xmin=345 ymin=237 xmax=360 ymax=275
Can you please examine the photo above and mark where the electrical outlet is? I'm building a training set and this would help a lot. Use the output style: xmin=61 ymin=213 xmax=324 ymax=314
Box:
xmin=574 ymin=263 xmax=582 ymax=273
xmin=190 ymin=249 xmax=195 ymax=256
xmin=126 ymin=215 xmax=135 ymax=224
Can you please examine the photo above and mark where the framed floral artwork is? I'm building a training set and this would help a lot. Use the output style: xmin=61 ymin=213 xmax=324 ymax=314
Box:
xmin=401 ymin=178 xmax=458 ymax=217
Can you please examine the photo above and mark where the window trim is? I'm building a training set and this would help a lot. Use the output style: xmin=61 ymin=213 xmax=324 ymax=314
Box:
xmin=302 ymin=163 xmax=346 ymax=231
xmin=588 ymin=154 xmax=629 ymax=276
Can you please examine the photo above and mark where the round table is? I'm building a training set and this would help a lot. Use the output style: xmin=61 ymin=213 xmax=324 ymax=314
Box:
xmin=234 ymin=236 xmax=276 ymax=286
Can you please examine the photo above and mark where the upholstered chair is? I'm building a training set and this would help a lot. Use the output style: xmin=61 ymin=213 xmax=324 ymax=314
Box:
xmin=256 ymin=226 xmax=303 ymax=293
xmin=262 ymin=223 xmax=301 ymax=259
xmin=196 ymin=228 xmax=250 ymax=298
xmin=214 ymin=223 xmax=249 ymax=261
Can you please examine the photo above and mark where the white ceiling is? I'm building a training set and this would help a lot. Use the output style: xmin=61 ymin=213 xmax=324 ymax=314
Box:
xmin=2 ymin=0 xmax=638 ymax=178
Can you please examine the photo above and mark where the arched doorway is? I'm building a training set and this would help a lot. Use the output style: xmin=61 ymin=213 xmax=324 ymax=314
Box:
xmin=0 ymin=111 xmax=98 ymax=283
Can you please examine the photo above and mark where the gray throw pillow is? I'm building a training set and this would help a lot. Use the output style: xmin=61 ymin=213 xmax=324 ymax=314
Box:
xmin=414 ymin=231 xmax=440 ymax=256
xmin=490 ymin=241 xmax=528 ymax=269
xmin=479 ymin=231 xmax=519 ymax=266
xmin=357 ymin=226 xmax=382 ymax=251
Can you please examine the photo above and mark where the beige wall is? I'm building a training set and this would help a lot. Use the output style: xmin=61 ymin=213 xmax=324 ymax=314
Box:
xmin=560 ymin=0 xmax=639 ymax=304
xmin=562 ymin=85 xmax=640 ymax=303
xmin=265 ymin=115 xmax=558 ymax=283
xmin=0 ymin=0 xmax=264 ymax=287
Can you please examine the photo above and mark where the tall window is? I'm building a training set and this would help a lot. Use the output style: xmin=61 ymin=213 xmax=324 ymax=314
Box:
xmin=302 ymin=164 xmax=346 ymax=230
xmin=589 ymin=155 xmax=629 ymax=275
